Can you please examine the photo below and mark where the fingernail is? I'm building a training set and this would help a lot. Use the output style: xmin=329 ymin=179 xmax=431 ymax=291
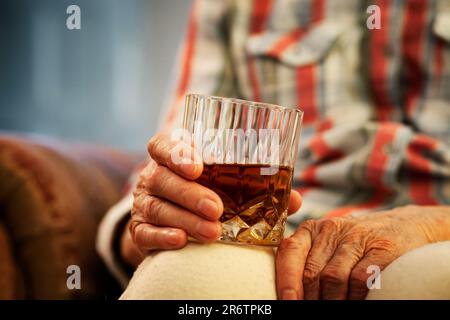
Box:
xmin=196 ymin=221 xmax=220 ymax=239
xmin=165 ymin=230 xmax=182 ymax=246
xmin=197 ymin=199 xmax=220 ymax=219
xmin=281 ymin=289 xmax=298 ymax=300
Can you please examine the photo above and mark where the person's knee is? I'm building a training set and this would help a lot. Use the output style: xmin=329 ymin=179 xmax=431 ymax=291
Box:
xmin=120 ymin=242 xmax=277 ymax=300
xmin=366 ymin=241 xmax=450 ymax=300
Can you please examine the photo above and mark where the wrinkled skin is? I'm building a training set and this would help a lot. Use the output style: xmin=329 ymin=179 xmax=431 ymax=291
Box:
xmin=276 ymin=205 xmax=450 ymax=300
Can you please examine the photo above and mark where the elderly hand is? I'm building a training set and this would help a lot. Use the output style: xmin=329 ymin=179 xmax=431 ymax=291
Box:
xmin=276 ymin=205 xmax=450 ymax=300
xmin=121 ymin=133 xmax=303 ymax=267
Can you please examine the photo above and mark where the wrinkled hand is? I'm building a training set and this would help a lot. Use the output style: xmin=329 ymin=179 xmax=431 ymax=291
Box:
xmin=121 ymin=133 xmax=303 ymax=267
xmin=276 ymin=205 xmax=450 ymax=300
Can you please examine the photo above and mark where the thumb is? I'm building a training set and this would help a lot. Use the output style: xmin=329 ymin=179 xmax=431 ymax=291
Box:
xmin=288 ymin=190 xmax=302 ymax=215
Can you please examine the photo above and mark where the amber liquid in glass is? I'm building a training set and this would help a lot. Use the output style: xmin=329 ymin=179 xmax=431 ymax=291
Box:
xmin=195 ymin=163 xmax=293 ymax=245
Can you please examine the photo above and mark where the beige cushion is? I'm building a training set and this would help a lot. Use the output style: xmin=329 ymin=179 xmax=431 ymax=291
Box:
xmin=120 ymin=242 xmax=277 ymax=300
xmin=0 ymin=134 xmax=137 ymax=299
xmin=366 ymin=241 xmax=450 ymax=300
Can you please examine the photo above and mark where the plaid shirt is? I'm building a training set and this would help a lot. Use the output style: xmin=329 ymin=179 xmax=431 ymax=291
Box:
xmin=164 ymin=0 xmax=450 ymax=219
xmin=97 ymin=0 xmax=450 ymax=285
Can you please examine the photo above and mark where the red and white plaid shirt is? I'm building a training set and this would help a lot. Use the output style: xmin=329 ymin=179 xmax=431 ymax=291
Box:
xmin=98 ymin=0 xmax=450 ymax=286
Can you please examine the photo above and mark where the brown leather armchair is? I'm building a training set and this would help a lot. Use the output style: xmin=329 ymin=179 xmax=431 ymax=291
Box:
xmin=0 ymin=134 xmax=139 ymax=299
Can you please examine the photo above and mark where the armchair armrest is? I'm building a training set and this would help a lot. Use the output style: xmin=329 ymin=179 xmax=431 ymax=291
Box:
xmin=0 ymin=134 xmax=140 ymax=299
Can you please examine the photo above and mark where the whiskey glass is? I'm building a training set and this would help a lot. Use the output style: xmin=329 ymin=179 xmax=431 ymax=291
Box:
xmin=181 ymin=94 xmax=302 ymax=246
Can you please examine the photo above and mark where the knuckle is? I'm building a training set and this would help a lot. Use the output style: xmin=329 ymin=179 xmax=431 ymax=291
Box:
xmin=130 ymin=222 xmax=145 ymax=245
xmin=129 ymin=221 xmax=138 ymax=238
xmin=303 ymin=262 xmax=320 ymax=285
xmin=368 ymin=239 xmax=398 ymax=254
xmin=132 ymin=192 xmax=140 ymax=211
xmin=145 ymin=165 xmax=166 ymax=191
xmin=279 ymin=237 xmax=301 ymax=252
xmin=132 ymin=188 xmax=142 ymax=201
xmin=320 ymin=219 xmax=340 ymax=232
xmin=145 ymin=196 xmax=164 ymax=225
xmin=299 ymin=219 xmax=316 ymax=233
xmin=147 ymin=133 xmax=165 ymax=157
xmin=136 ymin=229 xmax=154 ymax=248
xmin=320 ymin=267 xmax=346 ymax=287
xmin=349 ymin=268 xmax=368 ymax=289
xmin=152 ymin=164 xmax=168 ymax=180
xmin=342 ymin=242 xmax=365 ymax=260
xmin=132 ymin=190 xmax=147 ymax=218
xmin=132 ymin=224 xmax=166 ymax=249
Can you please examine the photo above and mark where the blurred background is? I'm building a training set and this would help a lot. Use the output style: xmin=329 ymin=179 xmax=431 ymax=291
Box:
xmin=0 ymin=0 xmax=191 ymax=152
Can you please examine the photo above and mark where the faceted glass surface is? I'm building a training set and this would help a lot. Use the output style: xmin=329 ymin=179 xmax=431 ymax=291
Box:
xmin=184 ymin=94 xmax=302 ymax=246
xmin=196 ymin=164 xmax=292 ymax=246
